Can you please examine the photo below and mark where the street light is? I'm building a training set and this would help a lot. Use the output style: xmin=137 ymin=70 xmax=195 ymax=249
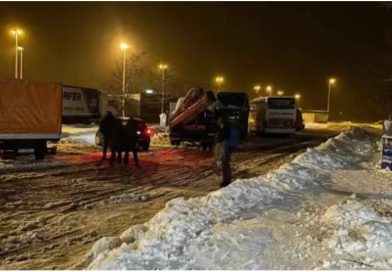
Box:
xmin=159 ymin=63 xmax=168 ymax=114
xmin=253 ymin=85 xmax=261 ymax=95
xmin=277 ymin=90 xmax=284 ymax=96
xmin=145 ymin=89 xmax=155 ymax=95
xmin=215 ymin=76 xmax=224 ymax=91
xmin=120 ymin=42 xmax=129 ymax=117
xmin=295 ymin=94 xmax=301 ymax=108
xmin=266 ymin=85 xmax=272 ymax=96
xmin=11 ymin=28 xmax=23 ymax=79
xmin=327 ymin=77 xmax=336 ymax=118
xmin=17 ymin=47 xmax=23 ymax=79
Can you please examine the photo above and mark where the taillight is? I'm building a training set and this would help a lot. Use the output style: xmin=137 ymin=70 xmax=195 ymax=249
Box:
xmin=145 ymin=128 xmax=152 ymax=136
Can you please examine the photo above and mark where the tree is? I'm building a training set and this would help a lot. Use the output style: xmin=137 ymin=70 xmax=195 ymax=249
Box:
xmin=104 ymin=51 xmax=147 ymax=96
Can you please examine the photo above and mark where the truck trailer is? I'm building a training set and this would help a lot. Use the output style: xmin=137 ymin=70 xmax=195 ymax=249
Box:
xmin=62 ymin=85 xmax=100 ymax=124
xmin=0 ymin=79 xmax=63 ymax=159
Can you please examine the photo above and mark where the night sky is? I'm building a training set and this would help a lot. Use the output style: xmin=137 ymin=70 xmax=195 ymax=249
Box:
xmin=0 ymin=2 xmax=390 ymax=121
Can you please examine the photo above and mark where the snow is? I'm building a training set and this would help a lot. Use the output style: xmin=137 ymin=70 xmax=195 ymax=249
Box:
xmin=320 ymin=199 xmax=392 ymax=269
xmin=85 ymin=126 xmax=391 ymax=270
xmin=0 ymin=156 xmax=66 ymax=173
xmin=60 ymin=124 xmax=98 ymax=145
xmin=305 ymin=121 xmax=382 ymax=132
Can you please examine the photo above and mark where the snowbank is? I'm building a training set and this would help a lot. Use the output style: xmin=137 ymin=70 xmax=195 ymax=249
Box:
xmin=60 ymin=124 xmax=98 ymax=145
xmin=305 ymin=121 xmax=381 ymax=132
xmin=321 ymin=199 xmax=392 ymax=269
xmin=86 ymin=128 xmax=379 ymax=269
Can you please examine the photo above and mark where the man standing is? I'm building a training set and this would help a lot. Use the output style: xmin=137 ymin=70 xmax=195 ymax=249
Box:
xmin=99 ymin=111 xmax=116 ymax=160
xmin=215 ymin=117 xmax=240 ymax=187
xmin=123 ymin=118 xmax=140 ymax=167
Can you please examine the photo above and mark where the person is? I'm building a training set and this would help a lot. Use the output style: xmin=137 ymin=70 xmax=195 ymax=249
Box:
xmin=99 ymin=111 xmax=116 ymax=160
xmin=109 ymin=118 xmax=122 ymax=162
xmin=214 ymin=115 xmax=241 ymax=188
xmin=123 ymin=118 xmax=140 ymax=167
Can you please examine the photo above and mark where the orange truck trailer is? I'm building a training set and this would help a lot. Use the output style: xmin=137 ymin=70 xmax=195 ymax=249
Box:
xmin=0 ymin=79 xmax=62 ymax=159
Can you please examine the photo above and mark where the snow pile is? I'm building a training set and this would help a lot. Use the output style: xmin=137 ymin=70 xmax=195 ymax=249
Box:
xmin=150 ymin=132 xmax=170 ymax=147
xmin=305 ymin=122 xmax=381 ymax=132
xmin=86 ymin=127 xmax=378 ymax=269
xmin=0 ymin=157 xmax=66 ymax=173
xmin=322 ymin=199 xmax=392 ymax=269
xmin=60 ymin=124 xmax=98 ymax=144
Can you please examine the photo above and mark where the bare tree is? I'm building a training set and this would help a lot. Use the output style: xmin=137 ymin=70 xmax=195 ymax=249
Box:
xmin=104 ymin=51 xmax=147 ymax=96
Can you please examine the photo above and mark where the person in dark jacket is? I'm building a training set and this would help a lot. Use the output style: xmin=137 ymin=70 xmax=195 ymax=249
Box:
xmin=109 ymin=117 xmax=123 ymax=162
xmin=215 ymin=117 xmax=231 ymax=187
xmin=215 ymin=115 xmax=241 ymax=188
xmin=123 ymin=118 xmax=140 ymax=167
xmin=99 ymin=111 xmax=116 ymax=160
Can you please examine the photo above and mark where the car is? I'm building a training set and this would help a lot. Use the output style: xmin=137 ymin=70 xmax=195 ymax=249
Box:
xmin=95 ymin=117 xmax=152 ymax=151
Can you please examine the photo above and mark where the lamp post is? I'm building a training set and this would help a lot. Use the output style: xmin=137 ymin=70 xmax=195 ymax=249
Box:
xmin=18 ymin=47 xmax=23 ymax=79
xmin=266 ymin=85 xmax=272 ymax=96
xmin=295 ymin=94 xmax=301 ymax=108
xmin=327 ymin=78 xmax=336 ymax=118
xmin=253 ymin=85 xmax=261 ymax=95
xmin=159 ymin=63 xmax=168 ymax=114
xmin=215 ymin=76 xmax=224 ymax=91
xmin=11 ymin=29 xmax=22 ymax=79
xmin=120 ymin=42 xmax=129 ymax=117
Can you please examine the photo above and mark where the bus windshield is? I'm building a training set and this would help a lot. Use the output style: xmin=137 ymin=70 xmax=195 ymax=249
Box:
xmin=267 ymin=97 xmax=295 ymax=109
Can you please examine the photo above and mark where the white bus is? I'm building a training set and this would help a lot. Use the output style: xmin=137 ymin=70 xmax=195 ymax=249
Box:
xmin=249 ymin=96 xmax=297 ymax=134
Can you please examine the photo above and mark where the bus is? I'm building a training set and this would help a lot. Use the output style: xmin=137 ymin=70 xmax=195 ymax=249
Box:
xmin=249 ymin=96 xmax=297 ymax=134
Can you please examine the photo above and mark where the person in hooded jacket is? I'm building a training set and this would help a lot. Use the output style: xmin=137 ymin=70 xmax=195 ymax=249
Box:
xmin=214 ymin=115 xmax=241 ymax=188
xmin=99 ymin=111 xmax=116 ymax=160
xmin=123 ymin=118 xmax=140 ymax=167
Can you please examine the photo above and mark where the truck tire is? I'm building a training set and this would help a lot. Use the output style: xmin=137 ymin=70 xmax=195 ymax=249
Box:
xmin=34 ymin=141 xmax=47 ymax=160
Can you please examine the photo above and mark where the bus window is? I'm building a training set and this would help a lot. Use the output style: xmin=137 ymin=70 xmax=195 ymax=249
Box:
xmin=267 ymin=98 xmax=295 ymax=109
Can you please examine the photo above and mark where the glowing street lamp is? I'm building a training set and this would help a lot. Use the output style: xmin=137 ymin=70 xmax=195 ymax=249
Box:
xmin=277 ymin=90 xmax=284 ymax=96
xmin=295 ymin=94 xmax=301 ymax=108
xmin=327 ymin=77 xmax=336 ymax=117
xmin=145 ymin=89 xmax=155 ymax=95
xmin=266 ymin=85 xmax=272 ymax=96
xmin=11 ymin=28 xmax=23 ymax=79
xmin=120 ymin=42 xmax=129 ymax=117
xmin=253 ymin=85 xmax=261 ymax=94
xmin=17 ymin=47 xmax=24 ymax=79
xmin=215 ymin=76 xmax=224 ymax=91
xmin=159 ymin=63 xmax=168 ymax=114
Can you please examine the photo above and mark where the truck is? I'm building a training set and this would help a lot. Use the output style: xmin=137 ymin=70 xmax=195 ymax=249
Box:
xmin=169 ymin=88 xmax=217 ymax=149
xmin=62 ymin=85 xmax=100 ymax=124
xmin=0 ymin=79 xmax=63 ymax=159
xmin=168 ymin=88 xmax=249 ymax=149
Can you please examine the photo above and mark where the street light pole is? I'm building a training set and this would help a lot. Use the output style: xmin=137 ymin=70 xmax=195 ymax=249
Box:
xmin=253 ymin=85 xmax=261 ymax=96
xmin=215 ymin=76 xmax=224 ymax=92
xmin=327 ymin=78 xmax=336 ymax=119
xmin=159 ymin=64 xmax=168 ymax=114
xmin=11 ymin=29 xmax=22 ymax=79
xmin=295 ymin=94 xmax=301 ymax=108
xmin=266 ymin=85 xmax=272 ymax=96
xmin=18 ymin=47 xmax=23 ymax=79
xmin=120 ymin=42 xmax=129 ymax=117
